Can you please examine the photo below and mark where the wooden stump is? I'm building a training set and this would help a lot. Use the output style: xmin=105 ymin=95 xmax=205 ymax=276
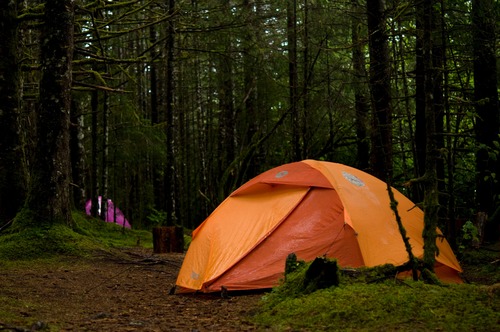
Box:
xmin=152 ymin=226 xmax=184 ymax=253
xmin=304 ymin=257 xmax=340 ymax=291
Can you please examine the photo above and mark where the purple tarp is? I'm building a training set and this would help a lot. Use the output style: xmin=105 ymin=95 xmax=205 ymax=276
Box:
xmin=85 ymin=196 xmax=131 ymax=228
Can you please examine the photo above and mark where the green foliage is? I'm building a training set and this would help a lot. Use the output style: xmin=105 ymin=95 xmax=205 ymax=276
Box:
xmin=284 ymin=252 xmax=305 ymax=276
xmin=254 ymin=267 xmax=500 ymax=331
xmin=459 ymin=220 xmax=480 ymax=251
xmin=0 ymin=212 xmax=152 ymax=261
xmin=183 ymin=233 xmax=192 ymax=251
xmin=146 ymin=208 xmax=168 ymax=227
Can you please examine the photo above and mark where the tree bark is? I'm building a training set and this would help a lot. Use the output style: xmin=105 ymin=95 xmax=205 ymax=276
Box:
xmin=414 ymin=2 xmax=426 ymax=202
xmin=91 ymin=90 xmax=99 ymax=217
xmin=366 ymin=0 xmax=393 ymax=180
xmin=472 ymin=0 xmax=500 ymax=242
xmin=351 ymin=0 xmax=370 ymax=171
xmin=216 ymin=0 xmax=237 ymax=201
xmin=165 ymin=0 xmax=176 ymax=226
xmin=420 ymin=0 xmax=439 ymax=271
xmin=153 ymin=226 xmax=184 ymax=253
xmin=24 ymin=0 xmax=75 ymax=227
xmin=287 ymin=0 xmax=300 ymax=161
xmin=0 ymin=0 xmax=26 ymax=225
xmin=70 ymin=99 xmax=86 ymax=210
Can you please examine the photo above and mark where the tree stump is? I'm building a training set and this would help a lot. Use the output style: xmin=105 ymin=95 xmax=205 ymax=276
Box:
xmin=152 ymin=226 xmax=184 ymax=253
xmin=303 ymin=257 xmax=340 ymax=292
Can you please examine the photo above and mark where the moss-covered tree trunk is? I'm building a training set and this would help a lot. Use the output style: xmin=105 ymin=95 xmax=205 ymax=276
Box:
xmin=23 ymin=0 xmax=75 ymax=227
xmin=0 ymin=0 xmax=26 ymax=225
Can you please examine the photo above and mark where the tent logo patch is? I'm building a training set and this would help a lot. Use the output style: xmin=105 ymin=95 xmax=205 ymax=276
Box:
xmin=342 ymin=171 xmax=365 ymax=187
xmin=191 ymin=271 xmax=200 ymax=280
xmin=275 ymin=170 xmax=288 ymax=178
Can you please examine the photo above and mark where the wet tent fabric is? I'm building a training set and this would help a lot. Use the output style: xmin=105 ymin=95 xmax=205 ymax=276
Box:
xmin=176 ymin=160 xmax=462 ymax=293
xmin=85 ymin=196 xmax=131 ymax=229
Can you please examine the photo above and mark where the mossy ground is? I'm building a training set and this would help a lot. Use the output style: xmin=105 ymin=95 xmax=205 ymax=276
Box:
xmin=252 ymin=249 xmax=500 ymax=331
xmin=0 ymin=213 xmax=498 ymax=331
xmin=0 ymin=212 xmax=153 ymax=262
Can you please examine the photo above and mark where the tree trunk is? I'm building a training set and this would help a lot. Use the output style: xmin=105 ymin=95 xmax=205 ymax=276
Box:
xmin=366 ymin=0 xmax=393 ymax=180
xmin=100 ymin=92 xmax=109 ymax=220
xmin=432 ymin=3 xmax=448 ymax=238
xmin=472 ymin=0 xmax=500 ymax=242
xmin=152 ymin=226 xmax=184 ymax=253
xmin=287 ymin=0 xmax=300 ymax=161
xmin=420 ymin=0 xmax=439 ymax=271
xmin=24 ymin=0 xmax=75 ymax=227
xmin=241 ymin=0 xmax=259 ymax=180
xmin=414 ymin=2 xmax=426 ymax=203
xmin=150 ymin=21 xmax=166 ymax=213
xmin=91 ymin=90 xmax=99 ymax=217
xmin=70 ymin=99 xmax=86 ymax=210
xmin=351 ymin=0 xmax=370 ymax=171
xmin=0 ymin=0 xmax=26 ymax=225
xmin=301 ymin=0 xmax=310 ymax=159
xmin=165 ymin=0 xmax=176 ymax=226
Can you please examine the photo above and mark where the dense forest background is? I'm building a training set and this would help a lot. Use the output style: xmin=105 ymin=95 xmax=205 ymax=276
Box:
xmin=0 ymin=0 xmax=499 ymax=247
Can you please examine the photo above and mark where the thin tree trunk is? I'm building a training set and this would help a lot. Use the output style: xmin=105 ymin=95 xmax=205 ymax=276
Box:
xmin=414 ymin=2 xmax=426 ymax=203
xmin=302 ymin=0 xmax=309 ymax=158
xmin=432 ymin=3 xmax=448 ymax=237
xmin=150 ymin=21 xmax=165 ymax=212
xmin=91 ymin=90 xmax=99 ymax=218
xmin=100 ymin=91 xmax=109 ymax=220
xmin=287 ymin=0 xmax=300 ymax=161
xmin=420 ymin=0 xmax=439 ymax=272
xmin=165 ymin=0 xmax=176 ymax=226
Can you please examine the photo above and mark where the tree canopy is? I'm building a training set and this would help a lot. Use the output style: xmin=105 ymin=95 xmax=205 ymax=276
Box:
xmin=0 ymin=0 xmax=498 ymax=247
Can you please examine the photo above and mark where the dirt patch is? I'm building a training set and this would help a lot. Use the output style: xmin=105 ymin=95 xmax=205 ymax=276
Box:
xmin=0 ymin=249 xmax=262 ymax=331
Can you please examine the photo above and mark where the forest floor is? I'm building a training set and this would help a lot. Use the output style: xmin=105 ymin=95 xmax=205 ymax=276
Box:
xmin=0 ymin=248 xmax=262 ymax=331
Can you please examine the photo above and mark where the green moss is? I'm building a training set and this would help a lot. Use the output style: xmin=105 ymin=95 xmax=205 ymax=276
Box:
xmin=254 ymin=257 xmax=500 ymax=331
xmin=0 ymin=211 xmax=153 ymax=261
xmin=0 ymin=224 xmax=91 ymax=260
xmin=72 ymin=212 xmax=153 ymax=249
xmin=254 ymin=273 xmax=500 ymax=331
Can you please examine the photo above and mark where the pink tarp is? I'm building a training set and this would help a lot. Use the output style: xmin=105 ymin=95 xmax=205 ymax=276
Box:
xmin=85 ymin=196 xmax=131 ymax=228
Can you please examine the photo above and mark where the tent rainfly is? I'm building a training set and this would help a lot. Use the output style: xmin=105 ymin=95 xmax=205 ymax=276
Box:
xmin=85 ymin=196 xmax=131 ymax=229
xmin=176 ymin=160 xmax=462 ymax=293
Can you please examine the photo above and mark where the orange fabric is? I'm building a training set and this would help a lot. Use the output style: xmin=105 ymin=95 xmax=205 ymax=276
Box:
xmin=176 ymin=160 xmax=462 ymax=292
xmin=207 ymin=188 xmax=364 ymax=292
xmin=303 ymin=160 xmax=462 ymax=274
xmin=176 ymin=184 xmax=310 ymax=291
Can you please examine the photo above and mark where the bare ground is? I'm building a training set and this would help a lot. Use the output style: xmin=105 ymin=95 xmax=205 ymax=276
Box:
xmin=0 ymin=249 xmax=262 ymax=331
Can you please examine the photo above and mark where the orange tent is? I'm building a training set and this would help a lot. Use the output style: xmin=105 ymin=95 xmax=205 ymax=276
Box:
xmin=176 ymin=160 xmax=462 ymax=293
